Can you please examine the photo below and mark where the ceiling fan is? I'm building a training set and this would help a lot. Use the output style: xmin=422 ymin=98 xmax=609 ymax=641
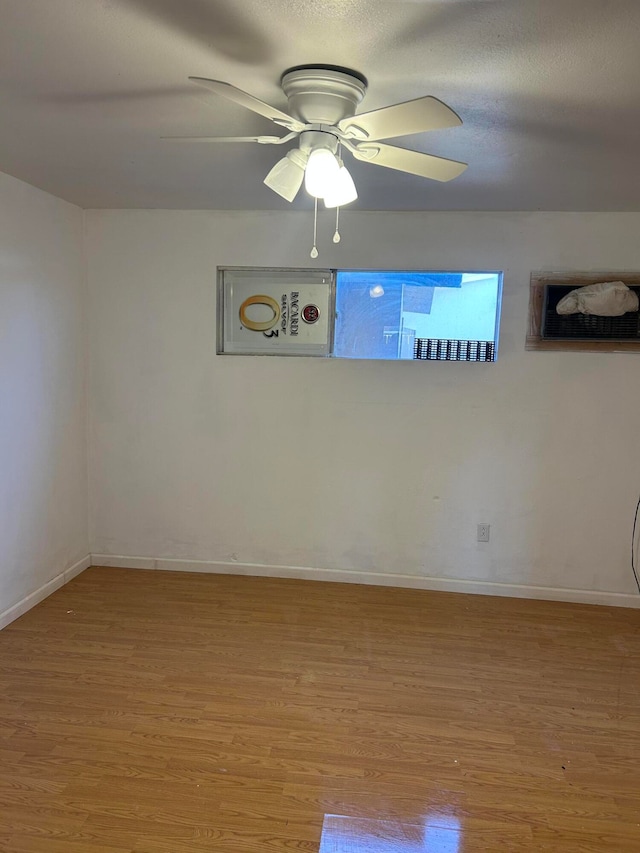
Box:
xmin=168 ymin=64 xmax=467 ymax=207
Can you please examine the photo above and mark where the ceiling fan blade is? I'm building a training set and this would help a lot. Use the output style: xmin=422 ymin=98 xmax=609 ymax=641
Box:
xmin=339 ymin=96 xmax=462 ymax=141
xmin=189 ymin=78 xmax=304 ymax=132
xmin=351 ymin=142 xmax=467 ymax=182
xmin=162 ymin=135 xmax=289 ymax=144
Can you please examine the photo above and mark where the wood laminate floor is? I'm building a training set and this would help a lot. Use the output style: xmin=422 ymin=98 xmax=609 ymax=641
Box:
xmin=0 ymin=567 xmax=639 ymax=852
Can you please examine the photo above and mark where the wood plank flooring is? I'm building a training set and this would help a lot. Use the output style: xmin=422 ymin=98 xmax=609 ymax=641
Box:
xmin=0 ymin=567 xmax=639 ymax=851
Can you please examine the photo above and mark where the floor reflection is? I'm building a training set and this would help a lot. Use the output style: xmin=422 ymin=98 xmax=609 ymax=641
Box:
xmin=320 ymin=814 xmax=461 ymax=853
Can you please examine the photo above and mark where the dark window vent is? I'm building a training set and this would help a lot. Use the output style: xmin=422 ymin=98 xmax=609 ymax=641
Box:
xmin=413 ymin=338 xmax=495 ymax=362
xmin=542 ymin=285 xmax=640 ymax=340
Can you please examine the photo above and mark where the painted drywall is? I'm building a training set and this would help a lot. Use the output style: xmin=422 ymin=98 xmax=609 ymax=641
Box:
xmin=86 ymin=210 xmax=640 ymax=599
xmin=0 ymin=171 xmax=88 ymax=622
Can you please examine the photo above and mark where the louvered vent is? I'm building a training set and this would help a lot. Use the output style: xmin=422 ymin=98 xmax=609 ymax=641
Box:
xmin=542 ymin=285 xmax=640 ymax=340
xmin=413 ymin=338 xmax=495 ymax=361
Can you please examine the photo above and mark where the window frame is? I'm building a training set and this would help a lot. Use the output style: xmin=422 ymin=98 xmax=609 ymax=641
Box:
xmin=217 ymin=266 xmax=504 ymax=361
xmin=527 ymin=270 xmax=640 ymax=353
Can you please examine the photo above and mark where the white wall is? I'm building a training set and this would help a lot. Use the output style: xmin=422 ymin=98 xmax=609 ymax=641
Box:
xmin=86 ymin=210 xmax=640 ymax=602
xmin=0 ymin=171 xmax=88 ymax=626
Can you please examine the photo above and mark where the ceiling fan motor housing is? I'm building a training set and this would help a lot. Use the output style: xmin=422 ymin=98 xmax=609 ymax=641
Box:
xmin=280 ymin=66 xmax=367 ymax=125
xmin=298 ymin=130 xmax=339 ymax=154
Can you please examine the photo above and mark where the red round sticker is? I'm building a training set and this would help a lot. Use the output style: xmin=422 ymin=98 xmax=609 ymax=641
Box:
xmin=302 ymin=304 xmax=320 ymax=324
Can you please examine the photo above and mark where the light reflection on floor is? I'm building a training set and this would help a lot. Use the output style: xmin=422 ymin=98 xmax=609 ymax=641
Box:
xmin=319 ymin=814 xmax=461 ymax=853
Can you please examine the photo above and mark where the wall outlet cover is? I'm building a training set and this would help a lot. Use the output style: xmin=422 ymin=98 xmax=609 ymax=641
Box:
xmin=477 ymin=523 xmax=490 ymax=542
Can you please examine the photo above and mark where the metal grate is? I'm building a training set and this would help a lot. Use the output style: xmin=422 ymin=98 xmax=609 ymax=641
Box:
xmin=542 ymin=285 xmax=640 ymax=340
xmin=413 ymin=338 xmax=495 ymax=361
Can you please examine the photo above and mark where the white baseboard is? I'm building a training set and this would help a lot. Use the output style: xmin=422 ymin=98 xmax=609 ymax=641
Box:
xmin=90 ymin=554 xmax=640 ymax=609
xmin=0 ymin=555 xmax=91 ymax=631
xmin=3 ymin=553 xmax=634 ymax=633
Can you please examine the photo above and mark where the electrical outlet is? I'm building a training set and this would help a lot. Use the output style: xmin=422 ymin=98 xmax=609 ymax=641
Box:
xmin=477 ymin=523 xmax=490 ymax=542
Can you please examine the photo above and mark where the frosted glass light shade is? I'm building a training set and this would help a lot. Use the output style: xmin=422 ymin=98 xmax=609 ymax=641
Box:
xmin=323 ymin=165 xmax=358 ymax=208
xmin=263 ymin=149 xmax=308 ymax=202
xmin=304 ymin=148 xmax=340 ymax=198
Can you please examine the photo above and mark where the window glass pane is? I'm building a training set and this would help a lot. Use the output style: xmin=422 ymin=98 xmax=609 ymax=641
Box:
xmin=219 ymin=267 xmax=333 ymax=355
xmin=333 ymin=271 xmax=502 ymax=361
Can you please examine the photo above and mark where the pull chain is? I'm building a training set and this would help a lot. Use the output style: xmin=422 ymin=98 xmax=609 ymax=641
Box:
xmin=333 ymin=205 xmax=341 ymax=243
xmin=333 ymin=142 xmax=344 ymax=243
xmin=310 ymin=196 xmax=319 ymax=258
xmin=333 ymin=142 xmax=342 ymax=244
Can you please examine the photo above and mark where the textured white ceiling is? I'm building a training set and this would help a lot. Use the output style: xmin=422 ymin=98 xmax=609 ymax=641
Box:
xmin=1 ymin=0 xmax=639 ymax=210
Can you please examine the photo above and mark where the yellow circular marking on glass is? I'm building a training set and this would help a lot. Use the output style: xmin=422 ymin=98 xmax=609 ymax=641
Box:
xmin=239 ymin=294 xmax=281 ymax=332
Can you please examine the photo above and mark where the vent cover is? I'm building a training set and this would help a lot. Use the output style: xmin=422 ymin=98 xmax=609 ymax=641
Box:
xmin=413 ymin=338 xmax=495 ymax=361
xmin=542 ymin=285 xmax=640 ymax=340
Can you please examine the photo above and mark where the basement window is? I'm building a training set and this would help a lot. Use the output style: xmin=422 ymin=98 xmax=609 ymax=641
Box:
xmin=334 ymin=270 xmax=502 ymax=361
xmin=217 ymin=267 xmax=503 ymax=360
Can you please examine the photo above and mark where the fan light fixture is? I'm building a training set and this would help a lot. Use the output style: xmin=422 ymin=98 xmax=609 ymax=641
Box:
xmin=302 ymin=147 xmax=358 ymax=255
xmin=263 ymin=148 xmax=309 ymax=203
xmin=304 ymin=148 xmax=340 ymax=197
xmin=303 ymin=149 xmax=357 ymax=208
xmin=323 ymin=160 xmax=358 ymax=208
xmin=264 ymin=141 xmax=358 ymax=210
xmin=265 ymin=139 xmax=359 ymax=256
